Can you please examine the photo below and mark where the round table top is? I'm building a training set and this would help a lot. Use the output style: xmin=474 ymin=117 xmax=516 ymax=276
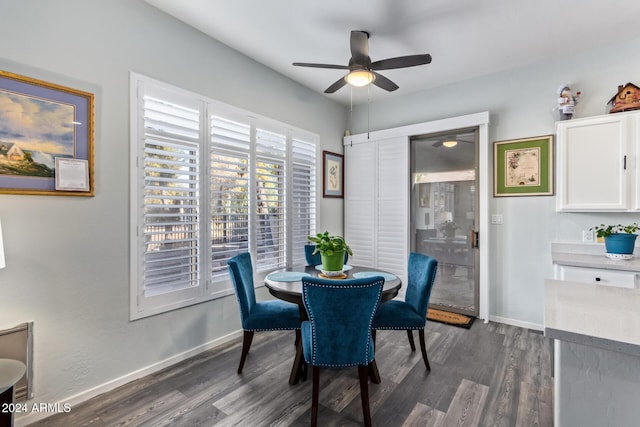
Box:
xmin=0 ymin=358 xmax=26 ymax=394
xmin=264 ymin=264 xmax=402 ymax=304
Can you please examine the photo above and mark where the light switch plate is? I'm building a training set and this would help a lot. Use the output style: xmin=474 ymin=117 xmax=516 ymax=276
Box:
xmin=491 ymin=214 xmax=504 ymax=225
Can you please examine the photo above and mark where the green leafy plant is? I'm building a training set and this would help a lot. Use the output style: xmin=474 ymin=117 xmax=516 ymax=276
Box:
xmin=308 ymin=231 xmax=353 ymax=256
xmin=591 ymin=223 xmax=640 ymax=238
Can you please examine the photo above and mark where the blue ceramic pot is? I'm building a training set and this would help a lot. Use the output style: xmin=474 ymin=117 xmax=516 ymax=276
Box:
xmin=604 ymin=233 xmax=638 ymax=254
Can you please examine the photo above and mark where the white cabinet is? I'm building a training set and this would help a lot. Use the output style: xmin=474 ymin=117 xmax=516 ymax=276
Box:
xmin=344 ymin=136 xmax=409 ymax=279
xmin=555 ymin=111 xmax=640 ymax=211
xmin=556 ymin=265 xmax=637 ymax=289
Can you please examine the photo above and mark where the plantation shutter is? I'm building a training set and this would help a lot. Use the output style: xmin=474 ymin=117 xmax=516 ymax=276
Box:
xmin=291 ymin=138 xmax=316 ymax=266
xmin=131 ymin=73 xmax=319 ymax=319
xmin=139 ymin=90 xmax=202 ymax=302
xmin=255 ymin=128 xmax=286 ymax=271
xmin=210 ymin=116 xmax=251 ymax=282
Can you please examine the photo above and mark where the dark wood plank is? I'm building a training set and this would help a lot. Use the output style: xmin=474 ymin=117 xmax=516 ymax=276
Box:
xmin=27 ymin=321 xmax=553 ymax=427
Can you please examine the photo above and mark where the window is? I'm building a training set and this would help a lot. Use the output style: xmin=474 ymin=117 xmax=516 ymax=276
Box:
xmin=130 ymin=74 xmax=317 ymax=319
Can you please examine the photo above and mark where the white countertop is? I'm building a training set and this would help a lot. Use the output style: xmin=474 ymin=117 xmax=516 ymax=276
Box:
xmin=551 ymin=242 xmax=640 ymax=272
xmin=545 ymin=279 xmax=640 ymax=355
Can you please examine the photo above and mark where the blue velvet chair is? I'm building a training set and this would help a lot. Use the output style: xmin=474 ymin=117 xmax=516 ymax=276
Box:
xmin=372 ymin=252 xmax=438 ymax=370
xmin=301 ymin=276 xmax=384 ymax=427
xmin=227 ymin=252 xmax=301 ymax=374
xmin=304 ymin=244 xmax=349 ymax=266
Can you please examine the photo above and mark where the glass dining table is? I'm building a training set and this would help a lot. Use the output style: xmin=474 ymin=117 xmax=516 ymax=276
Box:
xmin=264 ymin=264 xmax=402 ymax=385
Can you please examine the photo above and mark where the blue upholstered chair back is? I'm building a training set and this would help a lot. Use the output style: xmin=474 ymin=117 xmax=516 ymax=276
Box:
xmin=405 ymin=252 xmax=438 ymax=318
xmin=301 ymin=276 xmax=384 ymax=367
xmin=227 ymin=252 xmax=257 ymax=327
xmin=304 ymin=244 xmax=349 ymax=266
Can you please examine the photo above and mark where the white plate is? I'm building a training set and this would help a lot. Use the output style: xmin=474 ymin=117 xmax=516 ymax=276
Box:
xmin=315 ymin=264 xmax=352 ymax=274
xmin=606 ymin=253 xmax=634 ymax=260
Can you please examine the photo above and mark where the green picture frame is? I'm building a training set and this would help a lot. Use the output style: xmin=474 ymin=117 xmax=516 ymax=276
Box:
xmin=493 ymin=135 xmax=554 ymax=197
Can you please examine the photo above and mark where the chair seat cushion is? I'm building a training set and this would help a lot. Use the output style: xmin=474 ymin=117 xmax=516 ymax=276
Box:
xmin=372 ymin=300 xmax=425 ymax=330
xmin=243 ymin=300 xmax=301 ymax=331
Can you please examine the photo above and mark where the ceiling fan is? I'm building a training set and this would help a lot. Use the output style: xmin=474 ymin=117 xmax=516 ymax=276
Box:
xmin=292 ymin=30 xmax=432 ymax=94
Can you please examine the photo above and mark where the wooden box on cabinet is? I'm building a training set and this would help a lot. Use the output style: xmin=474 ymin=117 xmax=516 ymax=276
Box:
xmin=555 ymin=111 xmax=640 ymax=211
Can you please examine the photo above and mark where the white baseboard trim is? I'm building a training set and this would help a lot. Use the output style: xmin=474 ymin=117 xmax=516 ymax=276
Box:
xmin=489 ymin=315 xmax=544 ymax=332
xmin=15 ymin=329 xmax=243 ymax=427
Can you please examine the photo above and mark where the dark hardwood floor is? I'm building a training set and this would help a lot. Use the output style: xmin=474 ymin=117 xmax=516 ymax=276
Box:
xmin=28 ymin=320 xmax=553 ymax=427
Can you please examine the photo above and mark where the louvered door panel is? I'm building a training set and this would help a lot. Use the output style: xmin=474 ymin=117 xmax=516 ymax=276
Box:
xmin=377 ymin=137 xmax=409 ymax=278
xmin=345 ymin=142 xmax=376 ymax=266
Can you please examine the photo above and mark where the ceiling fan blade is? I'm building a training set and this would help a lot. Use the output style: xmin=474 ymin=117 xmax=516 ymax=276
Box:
xmin=292 ymin=62 xmax=349 ymax=70
xmin=350 ymin=31 xmax=370 ymax=65
xmin=372 ymin=72 xmax=399 ymax=92
xmin=371 ymin=54 xmax=432 ymax=70
xmin=324 ymin=76 xmax=348 ymax=93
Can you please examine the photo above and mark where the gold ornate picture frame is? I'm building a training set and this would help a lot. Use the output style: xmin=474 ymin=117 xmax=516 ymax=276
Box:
xmin=0 ymin=70 xmax=94 ymax=196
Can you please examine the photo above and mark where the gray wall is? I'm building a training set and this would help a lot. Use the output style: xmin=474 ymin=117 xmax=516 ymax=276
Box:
xmin=348 ymin=36 xmax=640 ymax=326
xmin=0 ymin=0 xmax=346 ymax=412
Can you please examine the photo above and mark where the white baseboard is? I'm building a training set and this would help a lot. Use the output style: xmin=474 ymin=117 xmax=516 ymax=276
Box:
xmin=489 ymin=315 xmax=544 ymax=331
xmin=15 ymin=329 xmax=243 ymax=426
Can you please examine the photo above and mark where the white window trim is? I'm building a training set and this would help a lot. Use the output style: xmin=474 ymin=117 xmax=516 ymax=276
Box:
xmin=129 ymin=72 xmax=318 ymax=320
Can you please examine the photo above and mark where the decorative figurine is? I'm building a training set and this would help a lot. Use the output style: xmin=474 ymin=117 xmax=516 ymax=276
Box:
xmin=555 ymin=85 xmax=581 ymax=120
xmin=607 ymin=82 xmax=640 ymax=113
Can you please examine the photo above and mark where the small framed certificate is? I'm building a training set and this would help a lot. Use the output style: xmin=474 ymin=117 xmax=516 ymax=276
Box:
xmin=55 ymin=158 xmax=90 ymax=192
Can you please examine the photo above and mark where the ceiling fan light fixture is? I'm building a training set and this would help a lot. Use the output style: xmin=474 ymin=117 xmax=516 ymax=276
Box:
xmin=345 ymin=70 xmax=375 ymax=87
xmin=442 ymin=140 xmax=458 ymax=148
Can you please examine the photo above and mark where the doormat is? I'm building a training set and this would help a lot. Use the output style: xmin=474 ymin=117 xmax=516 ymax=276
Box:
xmin=427 ymin=308 xmax=475 ymax=329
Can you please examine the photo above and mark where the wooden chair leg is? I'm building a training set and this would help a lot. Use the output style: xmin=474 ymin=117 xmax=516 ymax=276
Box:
xmin=311 ymin=366 xmax=320 ymax=427
xmin=237 ymin=330 xmax=254 ymax=374
xmin=294 ymin=329 xmax=301 ymax=347
xmin=407 ymin=329 xmax=416 ymax=351
xmin=358 ymin=365 xmax=373 ymax=427
xmin=418 ymin=329 xmax=431 ymax=371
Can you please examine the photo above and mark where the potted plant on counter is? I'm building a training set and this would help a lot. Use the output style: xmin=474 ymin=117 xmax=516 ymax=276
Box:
xmin=591 ymin=222 xmax=639 ymax=259
xmin=307 ymin=231 xmax=353 ymax=272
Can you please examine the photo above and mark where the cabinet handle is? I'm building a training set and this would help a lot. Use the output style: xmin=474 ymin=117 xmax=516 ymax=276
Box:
xmin=595 ymin=277 xmax=601 ymax=282
xmin=624 ymin=155 xmax=627 ymax=170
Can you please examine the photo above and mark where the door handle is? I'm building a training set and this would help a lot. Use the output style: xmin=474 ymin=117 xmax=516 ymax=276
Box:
xmin=471 ymin=230 xmax=479 ymax=248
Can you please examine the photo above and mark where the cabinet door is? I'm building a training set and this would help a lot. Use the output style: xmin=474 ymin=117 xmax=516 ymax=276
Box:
xmin=556 ymin=114 xmax=631 ymax=211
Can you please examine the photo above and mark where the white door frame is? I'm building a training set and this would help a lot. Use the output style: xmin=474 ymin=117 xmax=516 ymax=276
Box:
xmin=344 ymin=112 xmax=490 ymax=321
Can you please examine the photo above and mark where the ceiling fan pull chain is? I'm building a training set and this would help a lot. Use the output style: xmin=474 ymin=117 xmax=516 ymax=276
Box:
xmin=367 ymin=85 xmax=371 ymax=140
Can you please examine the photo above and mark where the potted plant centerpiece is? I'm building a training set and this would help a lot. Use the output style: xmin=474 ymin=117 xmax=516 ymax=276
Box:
xmin=308 ymin=231 xmax=353 ymax=273
xmin=592 ymin=222 xmax=639 ymax=259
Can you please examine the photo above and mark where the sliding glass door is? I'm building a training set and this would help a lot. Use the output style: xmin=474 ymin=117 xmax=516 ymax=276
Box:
xmin=410 ymin=128 xmax=479 ymax=316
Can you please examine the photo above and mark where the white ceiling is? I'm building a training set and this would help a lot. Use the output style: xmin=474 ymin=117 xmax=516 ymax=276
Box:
xmin=145 ymin=0 xmax=640 ymax=106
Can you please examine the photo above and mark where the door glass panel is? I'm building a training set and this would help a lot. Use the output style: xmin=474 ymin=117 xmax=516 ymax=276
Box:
xmin=411 ymin=129 xmax=478 ymax=316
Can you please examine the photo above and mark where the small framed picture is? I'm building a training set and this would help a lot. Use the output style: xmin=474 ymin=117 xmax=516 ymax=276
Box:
xmin=55 ymin=158 xmax=90 ymax=192
xmin=322 ymin=150 xmax=344 ymax=198
xmin=494 ymin=135 xmax=554 ymax=197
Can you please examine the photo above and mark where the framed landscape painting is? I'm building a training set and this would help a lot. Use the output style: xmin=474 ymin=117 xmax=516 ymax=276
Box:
xmin=0 ymin=70 xmax=94 ymax=196
xmin=493 ymin=135 xmax=554 ymax=197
